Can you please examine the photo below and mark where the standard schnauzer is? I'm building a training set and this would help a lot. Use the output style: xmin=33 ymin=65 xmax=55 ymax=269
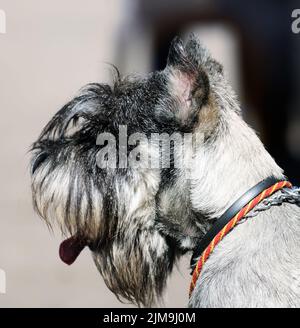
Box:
xmin=30 ymin=35 xmax=300 ymax=307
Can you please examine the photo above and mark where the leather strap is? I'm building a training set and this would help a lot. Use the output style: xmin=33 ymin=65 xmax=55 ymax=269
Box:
xmin=190 ymin=176 xmax=281 ymax=269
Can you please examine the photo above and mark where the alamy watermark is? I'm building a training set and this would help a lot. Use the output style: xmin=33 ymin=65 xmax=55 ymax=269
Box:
xmin=292 ymin=9 xmax=300 ymax=34
xmin=0 ymin=268 xmax=6 ymax=294
xmin=96 ymin=125 xmax=203 ymax=170
xmin=0 ymin=9 xmax=6 ymax=34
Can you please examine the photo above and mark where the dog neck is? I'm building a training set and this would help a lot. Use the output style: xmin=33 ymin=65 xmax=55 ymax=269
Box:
xmin=188 ymin=111 xmax=300 ymax=307
xmin=190 ymin=109 xmax=285 ymax=223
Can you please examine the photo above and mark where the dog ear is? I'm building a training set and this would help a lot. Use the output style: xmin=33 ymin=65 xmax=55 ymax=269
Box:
xmin=162 ymin=36 xmax=210 ymax=130
xmin=166 ymin=36 xmax=192 ymax=70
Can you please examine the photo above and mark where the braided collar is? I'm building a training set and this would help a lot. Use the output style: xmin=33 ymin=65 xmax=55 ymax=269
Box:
xmin=189 ymin=177 xmax=293 ymax=297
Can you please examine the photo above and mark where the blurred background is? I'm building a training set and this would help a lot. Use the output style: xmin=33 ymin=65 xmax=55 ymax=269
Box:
xmin=0 ymin=0 xmax=299 ymax=307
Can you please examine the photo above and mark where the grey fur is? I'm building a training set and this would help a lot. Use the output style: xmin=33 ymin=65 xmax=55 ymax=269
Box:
xmin=245 ymin=187 xmax=300 ymax=219
xmin=30 ymin=34 xmax=300 ymax=307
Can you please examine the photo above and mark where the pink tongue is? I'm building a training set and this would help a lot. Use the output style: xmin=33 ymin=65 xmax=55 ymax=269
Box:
xmin=59 ymin=236 xmax=86 ymax=265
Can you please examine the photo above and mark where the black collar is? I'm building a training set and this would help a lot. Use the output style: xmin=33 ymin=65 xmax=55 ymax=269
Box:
xmin=190 ymin=176 xmax=282 ymax=270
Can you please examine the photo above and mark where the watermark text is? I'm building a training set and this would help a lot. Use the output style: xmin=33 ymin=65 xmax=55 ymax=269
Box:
xmin=292 ymin=9 xmax=300 ymax=34
xmin=0 ymin=9 xmax=6 ymax=34
xmin=96 ymin=125 xmax=203 ymax=170
xmin=0 ymin=268 xmax=6 ymax=294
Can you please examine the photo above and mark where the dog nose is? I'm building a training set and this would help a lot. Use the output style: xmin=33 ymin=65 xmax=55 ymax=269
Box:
xmin=31 ymin=152 xmax=48 ymax=174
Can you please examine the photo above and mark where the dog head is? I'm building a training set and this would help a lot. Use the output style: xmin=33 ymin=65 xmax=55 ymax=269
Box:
xmin=31 ymin=34 xmax=236 ymax=306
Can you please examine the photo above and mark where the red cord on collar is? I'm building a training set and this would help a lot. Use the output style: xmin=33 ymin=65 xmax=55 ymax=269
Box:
xmin=189 ymin=180 xmax=292 ymax=297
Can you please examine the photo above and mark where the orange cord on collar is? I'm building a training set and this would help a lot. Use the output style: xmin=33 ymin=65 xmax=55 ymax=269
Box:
xmin=189 ymin=180 xmax=292 ymax=297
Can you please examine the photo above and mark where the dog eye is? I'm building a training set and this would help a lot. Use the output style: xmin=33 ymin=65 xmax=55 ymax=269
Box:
xmin=31 ymin=152 xmax=48 ymax=174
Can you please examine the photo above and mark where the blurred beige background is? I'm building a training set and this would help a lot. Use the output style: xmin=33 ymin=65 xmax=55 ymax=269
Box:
xmin=0 ymin=0 xmax=190 ymax=307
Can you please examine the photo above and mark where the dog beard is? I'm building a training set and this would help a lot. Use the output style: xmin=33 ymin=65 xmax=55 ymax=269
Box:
xmin=92 ymin=226 xmax=177 ymax=307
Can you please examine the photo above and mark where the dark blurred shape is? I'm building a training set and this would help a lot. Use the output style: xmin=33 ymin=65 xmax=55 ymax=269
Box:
xmin=127 ymin=0 xmax=300 ymax=184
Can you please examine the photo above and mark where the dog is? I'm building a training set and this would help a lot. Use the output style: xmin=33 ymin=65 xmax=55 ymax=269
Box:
xmin=30 ymin=34 xmax=300 ymax=307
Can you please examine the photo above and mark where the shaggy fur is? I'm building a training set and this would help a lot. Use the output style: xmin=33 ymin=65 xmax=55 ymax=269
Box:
xmin=30 ymin=34 xmax=300 ymax=307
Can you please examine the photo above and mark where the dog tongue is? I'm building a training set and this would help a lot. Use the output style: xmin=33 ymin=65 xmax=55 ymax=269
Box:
xmin=59 ymin=236 xmax=86 ymax=265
